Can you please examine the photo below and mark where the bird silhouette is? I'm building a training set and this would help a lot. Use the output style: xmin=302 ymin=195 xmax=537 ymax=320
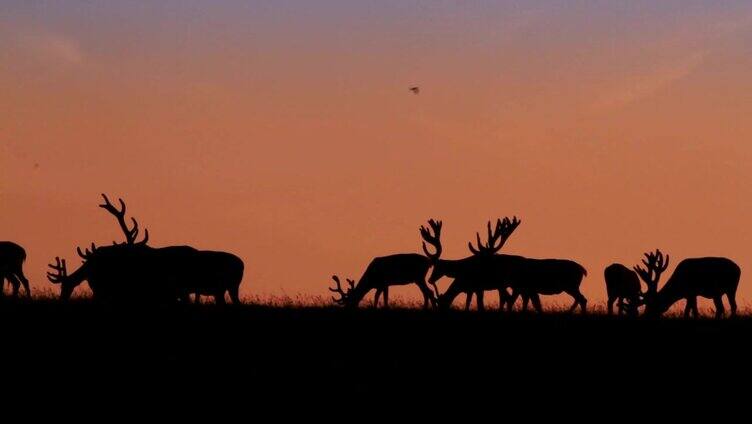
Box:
xmin=409 ymin=86 xmax=420 ymax=95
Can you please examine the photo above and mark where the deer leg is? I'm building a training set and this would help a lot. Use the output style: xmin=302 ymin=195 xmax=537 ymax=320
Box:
xmin=691 ymin=297 xmax=699 ymax=318
xmin=464 ymin=292 xmax=473 ymax=311
xmin=507 ymin=290 xmax=520 ymax=312
xmin=215 ymin=292 xmax=226 ymax=306
xmin=416 ymin=280 xmax=434 ymax=310
xmin=627 ymin=295 xmax=639 ymax=317
xmin=607 ymin=297 xmax=615 ymax=315
xmin=530 ymin=293 xmax=543 ymax=313
xmin=521 ymin=293 xmax=529 ymax=312
xmin=229 ymin=286 xmax=241 ymax=304
xmin=7 ymin=274 xmax=21 ymax=298
xmin=727 ymin=292 xmax=737 ymax=317
xmin=684 ymin=297 xmax=698 ymax=318
xmin=21 ymin=276 xmax=31 ymax=297
xmin=566 ymin=289 xmax=587 ymax=313
xmin=498 ymin=289 xmax=511 ymax=312
xmin=382 ymin=287 xmax=389 ymax=308
xmin=476 ymin=290 xmax=485 ymax=312
xmin=374 ymin=289 xmax=382 ymax=308
xmin=13 ymin=267 xmax=30 ymax=298
xmin=712 ymin=296 xmax=725 ymax=319
xmin=567 ymin=295 xmax=579 ymax=313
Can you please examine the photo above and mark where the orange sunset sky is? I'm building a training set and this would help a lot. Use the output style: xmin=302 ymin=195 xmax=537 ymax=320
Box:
xmin=2 ymin=1 xmax=752 ymax=307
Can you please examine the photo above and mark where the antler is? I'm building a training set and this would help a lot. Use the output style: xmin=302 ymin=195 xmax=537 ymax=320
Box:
xmin=420 ymin=219 xmax=443 ymax=262
xmin=633 ymin=249 xmax=669 ymax=293
xmin=46 ymin=257 xmax=68 ymax=284
xmin=468 ymin=216 xmax=521 ymax=255
xmin=77 ymin=242 xmax=98 ymax=262
xmin=329 ymin=275 xmax=355 ymax=305
xmin=99 ymin=194 xmax=149 ymax=245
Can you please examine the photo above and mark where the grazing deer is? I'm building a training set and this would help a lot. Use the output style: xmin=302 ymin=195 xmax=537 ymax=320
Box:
xmin=47 ymin=194 xmax=156 ymax=301
xmin=434 ymin=218 xmax=521 ymax=311
xmin=48 ymin=194 xmax=245 ymax=304
xmin=604 ymin=263 xmax=641 ymax=316
xmin=633 ymin=249 xmax=740 ymax=318
xmin=329 ymin=219 xmax=443 ymax=309
xmin=430 ymin=214 xmax=587 ymax=314
xmin=0 ymin=241 xmax=31 ymax=298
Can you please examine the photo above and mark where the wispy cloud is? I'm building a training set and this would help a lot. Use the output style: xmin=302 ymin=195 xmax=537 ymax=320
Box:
xmin=591 ymin=7 xmax=752 ymax=112
xmin=19 ymin=32 xmax=85 ymax=66
xmin=592 ymin=51 xmax=708 ymax=111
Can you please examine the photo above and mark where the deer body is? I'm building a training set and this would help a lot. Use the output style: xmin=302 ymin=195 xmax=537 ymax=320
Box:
xmin=0 ymin=241 xmax=30 ymax=297
xmin=176 ymin=249 xmax=245 ymax=304
xmin=494 ymin=255 xmax=588 ymax=313
xmin=604 ymin=263 xmax=641 ymax=316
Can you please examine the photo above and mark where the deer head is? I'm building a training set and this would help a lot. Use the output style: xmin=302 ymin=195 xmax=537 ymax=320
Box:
xmin=47 ymin=257 xmax=77 ymax=300
xmin=329 ymin=275 xmax=356 ymax=306
xmin=633 ymin=249 xmax=670 ymax=296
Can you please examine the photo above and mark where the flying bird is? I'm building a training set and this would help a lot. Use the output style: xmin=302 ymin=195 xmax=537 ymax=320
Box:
xmin=409 ymin=86 xmax=420 ymax=95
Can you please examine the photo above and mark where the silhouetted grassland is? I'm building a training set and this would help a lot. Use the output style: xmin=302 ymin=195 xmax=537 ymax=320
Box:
xmin=1 ymin=296 xmax=750 ymax=412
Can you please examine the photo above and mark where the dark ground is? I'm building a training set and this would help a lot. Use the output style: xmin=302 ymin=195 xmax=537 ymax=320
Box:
xmin=1 ymin=299 xmax=750 ymax=416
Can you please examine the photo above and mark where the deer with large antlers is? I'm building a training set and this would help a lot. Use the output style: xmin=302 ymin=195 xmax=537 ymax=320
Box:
xmin=47 ymin=194 xmax=162 ymax=301
xmin=432 ymin=217 xmax=588 ymax=313
xmin=329 ymin=219 xmax=442 ymax=309
xmin=433 ymin=218 xmax=521 ymax=311
xmin=0 ymin=241 xmax=31 ymax=298
xmin=47 ymin=194 xmax=244 ymax=304
xmin=633 ymin=249 xmax=739 ymax=318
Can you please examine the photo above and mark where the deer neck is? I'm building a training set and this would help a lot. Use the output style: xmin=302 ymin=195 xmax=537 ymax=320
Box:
xmin=439 ymin=279 xmax=467 ymax=308
xmin=344 ymin=280 xmax=371 ymax=307
xmin=652 ymin=277 xmax=683 ymax=314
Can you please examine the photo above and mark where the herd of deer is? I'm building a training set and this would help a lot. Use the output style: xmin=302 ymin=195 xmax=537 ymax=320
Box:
xmin=329 ymin=217 xmax=741 ymax=318
xmin=0 ymin=201 xmax=742 ymax=318
xmin=1 ymin=194 xmax=244 ymax=304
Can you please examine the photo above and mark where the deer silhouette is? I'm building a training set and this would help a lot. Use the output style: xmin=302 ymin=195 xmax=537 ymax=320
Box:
xmin=47 ymin=194 xmax=245 ymax=304
xmin=604 ymin=263 xmax=641 ymax=316
xmin=0 ymin=241 xmax=31 ymax=298
xmin=172 ymin=248 xmax=244 ymax=305
xmin=431 ymin=215 xmax=588 ymax=314
xmin=434 ymin=218 xmax=520 ymax=311
xmin=329 ymin=219 xmax=442 ymax=309
xmin=503 ymin=256 xmax=588 ymax=313
xmin=47 ymin=194 xmax=157 ymax=301
xmin=633 ymin=249 xmax=740 ymax=318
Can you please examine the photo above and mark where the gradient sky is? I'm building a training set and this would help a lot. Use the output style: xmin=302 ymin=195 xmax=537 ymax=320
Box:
xmin=2 ymin=1 xmax=752 ymax=307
